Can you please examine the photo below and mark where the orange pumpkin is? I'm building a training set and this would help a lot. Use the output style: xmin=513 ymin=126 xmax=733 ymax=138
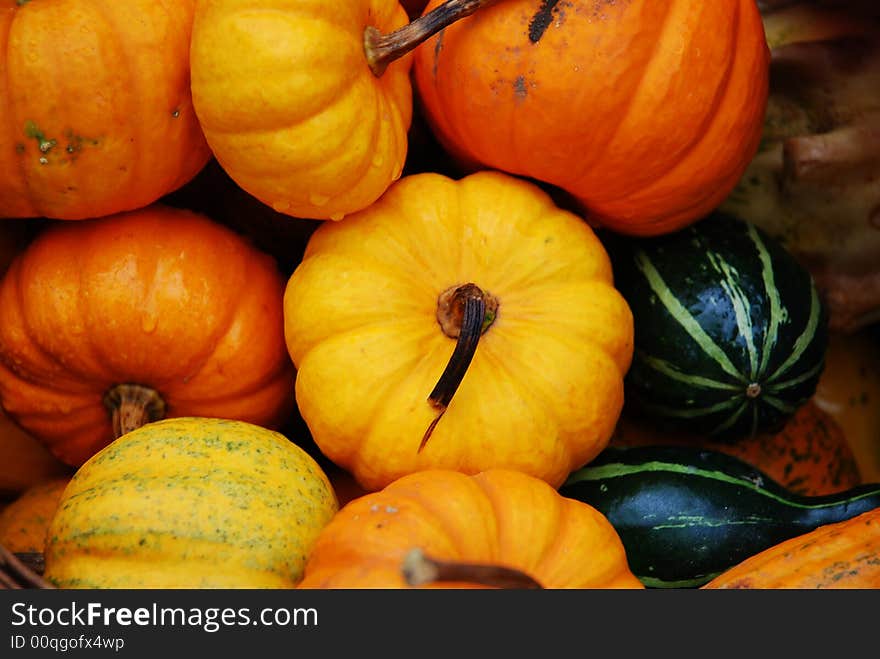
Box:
xmin=611 ymin=401 xmax=862 ymax=496
xmin=298 ymin=469 xmax=643 ymax=589
xmin=0 ymin=0 xmax=211 ymax=220
xmin=0 ymin=204 xmax=295 ymax=467
xmin=413 ymin=0 xmax=770 ymax=236
xmin=0 ymin=476 xmax=70 ymax=554
xmin=703 ymin=506 xmax=880 ymax=589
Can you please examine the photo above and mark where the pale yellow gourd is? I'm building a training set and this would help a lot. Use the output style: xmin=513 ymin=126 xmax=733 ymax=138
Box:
xmin=43 ymin=418 xmax=338 ymax=588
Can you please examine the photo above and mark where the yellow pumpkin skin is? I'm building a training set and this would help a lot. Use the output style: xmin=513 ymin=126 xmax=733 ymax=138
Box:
xmin=43 ymin=418 xmax=338 ymax=589
xmin=298 ymin=469 xmax=644 ymax=589
xmin=190 ymin=0 xmax=412 ymax=221
xmin=284 ymin=171 xmax=634 ymax=491
xmin=0 ymin=476 xmax=70 ymax=554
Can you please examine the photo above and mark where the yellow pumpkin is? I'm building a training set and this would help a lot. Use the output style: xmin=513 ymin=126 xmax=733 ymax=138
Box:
xmin=813 ymin=329 xmax=880 ymax=482
xmin=283 ymin=170 xmax=633 ymax=491
xmin=43 ymin=417 xmax=338 ymax=588
xmin=190 ymin=0 xmax=413 ymax=221
xmin=0 ymin=476 xmax=70 ymax=554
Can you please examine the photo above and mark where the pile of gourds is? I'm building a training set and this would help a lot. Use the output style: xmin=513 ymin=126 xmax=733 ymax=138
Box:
xmin=0 ymin=0 xmax=878 ymax=590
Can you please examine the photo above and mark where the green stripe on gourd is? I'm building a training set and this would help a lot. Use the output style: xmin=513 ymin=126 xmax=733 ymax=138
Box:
xmin=560 ymin=446 xmax=880 ymax=588
xmin=604 ymin=213 xmax=828 ymax=439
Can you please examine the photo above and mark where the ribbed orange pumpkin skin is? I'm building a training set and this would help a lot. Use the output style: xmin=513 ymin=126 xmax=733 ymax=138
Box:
xmin=0 ymin=0 xmax=211 ymax=220
xmin=0 ymin=205 xmax=295 ymax=466
xmin=413 ymin=0 xmax=770 ymax=236
xmin=190 ymin=0 xmax=412 ymax=221
xmin=298 ymin=469 xmax=644 ymax=589
xmin=703 ymin=506 xmax=880 ymax=589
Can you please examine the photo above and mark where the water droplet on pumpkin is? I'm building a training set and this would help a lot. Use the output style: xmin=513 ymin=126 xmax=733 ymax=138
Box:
xmin=141 ymin=315 xmax=158 ymax=333
xmin=309 ymin=193 xmax=330 ymax=207
xmin=372 ymin=153 xmax=384 ymax=168
xmin=392 ymin=164 xmax=403 ymax=181
xmin=272 ymin=200 xmax=291 ymax=213
xmin=329 ymin=212 xmax=344 ymax=221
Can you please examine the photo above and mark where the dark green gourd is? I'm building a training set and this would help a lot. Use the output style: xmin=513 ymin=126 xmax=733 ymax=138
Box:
xmin=560 ymin=445 xmax=880 ymax=588
xmin=604 ymin=213 xmax=828 ymax=439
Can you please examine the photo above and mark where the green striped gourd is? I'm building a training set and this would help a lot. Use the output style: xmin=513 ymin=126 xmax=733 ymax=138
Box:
xmin=43 ymin=417 xmax=338 ymax=589
xmin=560 ymin=445 xmax=880 ymax=588
xmin=604 ymin=213 xmax=828 ymax=439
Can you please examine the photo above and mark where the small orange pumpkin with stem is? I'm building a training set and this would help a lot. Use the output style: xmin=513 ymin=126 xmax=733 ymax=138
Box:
xmin=0 ymin=204 xmax=295 ymax=467
xmin=283 ymin=170 xmax=633 ymax=491
xmin=298 ymin=469 xmax=643 ymax=589
xmin=189 ymin=0 xmax=499 ymax=221
xmin=0 ymin=0 xmax=211 ymax=220
xmin=413 ymin=0 xmax=770 ymax=236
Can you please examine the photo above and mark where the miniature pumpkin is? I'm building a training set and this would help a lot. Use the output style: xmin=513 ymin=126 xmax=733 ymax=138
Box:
xmin=283 ymin=171 xmax=633 ymax=491
xmin=0 ymin=0 xmax=211 ymax=220
xmin=43 ymin=418 xmax=338 ymax=588
xmin=190 ymin=0 xmax=413 ymax=221
xmin=702 ymin=505 xmax=880 ymax=589
xmin=298 ymin=469 xmax=643 ymax=589
xmin=0 ymin=476 xmax=70 ymax=554
xmin=190 ymin=0 xmax=497 ymax=222
xmin=413 ymin=0 xmax=770 ymax=236
xmin=610 ymin=401 xmax=861 ymax=496
xmin=0 ymin=204 xmax=295 ymax=467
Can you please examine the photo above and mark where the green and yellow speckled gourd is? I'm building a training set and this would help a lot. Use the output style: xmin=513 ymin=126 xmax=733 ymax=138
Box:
xmin=43 ymin=418 xmax=338 ymax=589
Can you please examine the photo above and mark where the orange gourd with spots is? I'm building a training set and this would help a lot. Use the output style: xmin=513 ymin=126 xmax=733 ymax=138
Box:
xmin=0 ymin=0 xmax=210 ymax=220
xmin=413 ymin=0 xmax=770 ymax=235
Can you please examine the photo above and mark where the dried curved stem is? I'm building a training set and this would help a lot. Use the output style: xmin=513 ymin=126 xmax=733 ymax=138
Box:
xmin=402 ymin=548 xmax=544 ymax=589
xmin=0 ymin=545 xmax=53 ymax=589
xmin=420 ymin=283 xmax=497 ymax=451
xmin=102 ymin=383 xmax=166 ymax=439
xmin=364 ymin=0 xmax=497 ymax=77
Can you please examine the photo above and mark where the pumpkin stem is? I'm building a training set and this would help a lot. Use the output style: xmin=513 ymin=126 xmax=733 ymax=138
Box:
xmin=402 ymin=548 xmax=543 ymax=589
xmin=421 ymin=283 xmax=498 ymax=451
xmin=102 ymin=383 xmax=166 ymax=440
xmin=364 ymin=0 xmax=497 ymax=77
